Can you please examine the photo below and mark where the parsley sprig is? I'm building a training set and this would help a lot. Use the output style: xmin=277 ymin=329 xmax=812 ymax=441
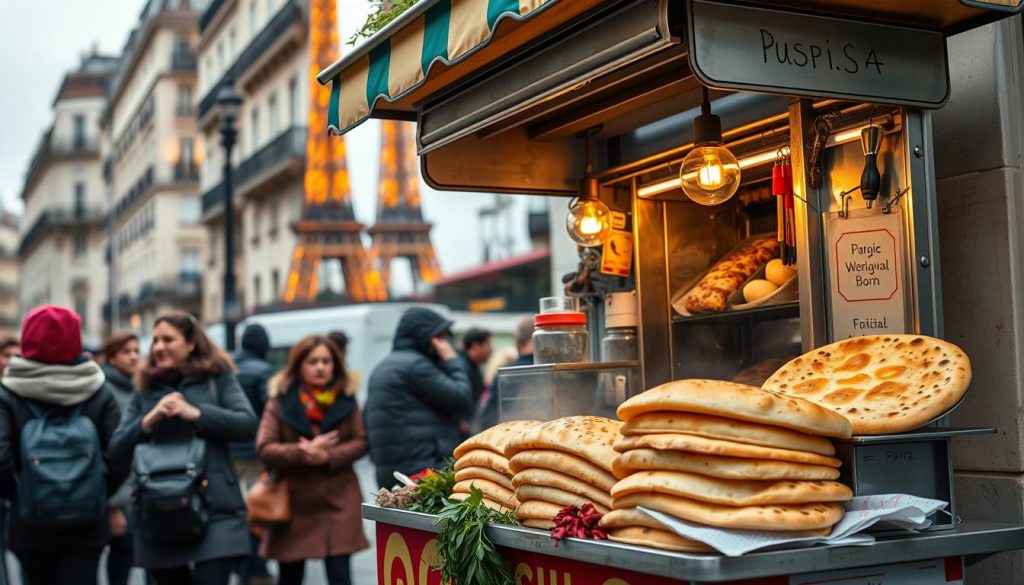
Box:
xmin=404 ymin=465 xmax=455 ymax=514
xmin=433 ymin=487 xmax=516 ymax=585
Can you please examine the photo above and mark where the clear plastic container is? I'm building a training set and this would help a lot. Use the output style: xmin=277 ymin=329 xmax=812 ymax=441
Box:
xmin=533 ymin=312 xmax=589 ymax=364
xmin=602 ymin=327 xmax=638 ymax=362
xmin=539 ymin=296 xmax=578 ymax=314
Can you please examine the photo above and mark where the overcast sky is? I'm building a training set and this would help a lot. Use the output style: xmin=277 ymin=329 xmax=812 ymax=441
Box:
xmin=0 ymin=0 xmax=544 ymax=296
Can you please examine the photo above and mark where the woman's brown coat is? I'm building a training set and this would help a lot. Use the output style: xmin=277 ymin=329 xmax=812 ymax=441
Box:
xmin=255 ymin=384 xmax=369 ymax=562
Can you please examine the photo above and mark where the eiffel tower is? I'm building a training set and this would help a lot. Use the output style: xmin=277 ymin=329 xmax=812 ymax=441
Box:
xmin=284 ymin=0 xmax=385 ymax=304
xmin=368 ymin=120 xmax=441 ymax=294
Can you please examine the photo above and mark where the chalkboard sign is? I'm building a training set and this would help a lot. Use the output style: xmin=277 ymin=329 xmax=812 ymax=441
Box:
xmin=687 ymin=0 xmax=950 ymax=108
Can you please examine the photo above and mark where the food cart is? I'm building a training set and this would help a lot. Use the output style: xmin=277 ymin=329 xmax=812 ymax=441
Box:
xmin=318 ymin=0 xmax=1024 ymax=582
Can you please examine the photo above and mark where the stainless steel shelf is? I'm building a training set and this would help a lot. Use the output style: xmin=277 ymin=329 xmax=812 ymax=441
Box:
xmin=672 ymin=301 xmax=800 ymax=325
xmin=363 ymin=504 xmax=1024 ymax=582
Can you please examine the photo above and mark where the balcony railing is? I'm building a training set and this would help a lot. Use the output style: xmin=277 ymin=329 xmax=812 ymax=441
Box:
xmin=174 ymin=162 xmax=200 ymax=181
xmin=202 ymin=126 xmax=306 ymax=215
xmin=18 ymin=205 xmax=106 ymax=256
xmin=199 ymin=1 xmax=303 ymax=119
xmin=137 ymin=272 xmax=203 ymax=307
xmin=171 ymin=50 xmax=197 ymax=71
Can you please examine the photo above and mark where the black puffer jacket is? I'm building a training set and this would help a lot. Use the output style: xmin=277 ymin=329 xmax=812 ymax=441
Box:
xmin=102 ymin=363 xmax=136 ymax=510
xmin=365 ymin=308 xmax=473 ymax=487
xmin=231 ymin=324 xmax=274 ymax=460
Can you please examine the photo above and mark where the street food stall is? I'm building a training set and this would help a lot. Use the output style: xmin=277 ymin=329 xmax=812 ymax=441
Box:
xmin=318 ymin=0 xmax=1024 ymax=582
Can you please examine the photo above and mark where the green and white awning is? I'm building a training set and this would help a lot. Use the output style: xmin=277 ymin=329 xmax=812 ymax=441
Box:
xmin=319 ymin=0 xmax=604 ymax=136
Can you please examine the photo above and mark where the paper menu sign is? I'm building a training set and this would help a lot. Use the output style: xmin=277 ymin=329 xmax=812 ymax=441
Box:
xmin=825 ymin=208 xmax=908 ymax=340
xmin=601 ymin=230 xmax=634 ymax=277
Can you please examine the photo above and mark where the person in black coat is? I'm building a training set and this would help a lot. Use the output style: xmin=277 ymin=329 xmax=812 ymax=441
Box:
xmin=110 ymin=312 xmax=258 ymax=585
xmin=100 ymin=332 xmax=142 ymax=585
xmin=0 ymin=305 xmax=127 ymax=585
xmin=365 ymin=307 xmax=473 ymax=488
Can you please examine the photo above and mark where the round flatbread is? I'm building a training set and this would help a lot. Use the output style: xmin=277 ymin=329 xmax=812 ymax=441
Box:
xmin=515 ymin=485 xmax=611 ymax=514
xmin=505 ymin=416 xmax=622 ymax=473
xmin=614 ymin=433 xmax=841 ymax=468
xmin=521 ymin=518 xmax=555 ymax=530
xmin=454 ymin=420 xmax=543 ymax=459
xmin=607 ymin=526 xmax=715 ymax=553
xmin=509 ymin=450 xmax=617 ymax=491
xmin=612 ymin=448 xmax=840 ymax=481
xmin=599 ymin=508 xmax=669 ymax=531
xmin=448 ymin=492 xmax=512 ymax=514
xmin=613 ymin=492 xmax=844 ymax=532
xmin=454 ymin=466 xmax=513 ymax=489
xmin=762 ymin=334 xmax=972 ymax=435
xmin=617 ymin=379 xmax=852 ymax=439
xmin=453 ymin=479 xmax=518 ymax=508
xmin=516 ymin=500 xmax=564 ymax=521
xmin=732 ymin=356 xmax=796 ymax=387
xmin=610 ymin=471 xmax=852 ymax=506
xmin=512 ymin=468 xmax=612 ymax=509
xmin=620 ymin=412 xmax=834 ymax=456
xmin=454 ymin=449 xmax=511 ymax=476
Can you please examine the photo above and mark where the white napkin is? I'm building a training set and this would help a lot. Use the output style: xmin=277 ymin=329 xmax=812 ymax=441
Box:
xmin=639 ymin=494 xmax=949 ymax=557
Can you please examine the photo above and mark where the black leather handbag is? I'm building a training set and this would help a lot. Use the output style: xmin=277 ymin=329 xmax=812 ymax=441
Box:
xmin=132 ymin=437 xmax=211 ymax=546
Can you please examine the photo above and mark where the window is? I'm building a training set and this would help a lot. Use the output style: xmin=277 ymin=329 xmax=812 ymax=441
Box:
xmin=74 ymin=295 xmax=87 ymax=330
xmin=217 ymin=43 xmax=224 ymax=76
xmin=288 ymin=76 xmax=300 ymax=128
xmin=249 ymin=0 xmax=258 ymax=38
xmin=251 ymin=204 xmax=262 ymax=245
xmin=73 ymin=114 xmax=86 ymax=150
xmin=73 ymin=182 xmax=86 ymax=216
xmin=271 ymin=269 xmax=280 ymax=300
xmin=181 ymin=248 xmax=201 ymax=277
xmin=250 ymin=107 xmax=260 ymax=154
xmin=179 ymin=197 xmax=201 ymax=224
xmin=253 ymin=275 xmax=262 ymax=307
xmin=177 ymin=85 xmax=193 ymax=116
xmin=268 ymin=93 xmax=279 ymax=138
xmin=268 ymin=197 xmax=280 ymax=235
xmin=208 ymin=231 xmax=218 ymax=266
xmin=73 ymin=231 xmax=87 ymax=257
xmin=178 ymin=138 xmax=195 ymax=179
xmin=229 ymin=27 xmax=237 ymax=58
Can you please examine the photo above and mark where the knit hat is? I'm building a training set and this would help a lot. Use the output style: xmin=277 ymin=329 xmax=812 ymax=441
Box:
xmin=21 ymin=305 xmax=83 ymax=365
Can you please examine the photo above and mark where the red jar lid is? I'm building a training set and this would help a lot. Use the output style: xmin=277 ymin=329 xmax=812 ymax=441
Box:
xmin=535 ymin=312 xmax=587 ymax=327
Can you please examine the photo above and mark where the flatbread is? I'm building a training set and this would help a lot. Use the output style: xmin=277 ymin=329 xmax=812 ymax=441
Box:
xmin=508 ymin=450 xmax=617 ymax=491
xmin=511 ymin=468 xmax=612 ymax=509
xmin=617 ymin=379 xmax=852 ymax=439
xmin=610 ymin=471 xmax=852 ymax=506
xmin=620 ymin=412 xmax=835 ymax=456
xmin=613 ymin=493 xmax=844 ymax=532
xmin=505 ymin=416 xmax=622 ymax=473
xmin=454 ymin=420 xmax=543 ymax=458
xmin=454 ymin=466 xmax=513 ymax=489
xmin=522 ymin=519 xmax=555 ymax=530
xmin=613 ymin=448 xmax=840 ymax=481
xmin=607 ymin=526 xmax=715 ymax=553
xmin=600 ymin=508 xmax=669 ymax=531
xmin=453 ymin=479 xmax=518 ymax=508
xmin=614 ymin=433 xmax=841 ymax=468
xmin=762 ymin=334 xmax=972 ymax=435
xmin=516 ymin=500 xmax=564 ymax=521
xmin=683 ymin=237 xmax=778 ymax=314
xmin=448 ymin=492 xmax=512 ymax=514
xmin=453 ymin=449 xmax=512 ymax=476
xmin=515 ymin=485 xmax=611 ymax=514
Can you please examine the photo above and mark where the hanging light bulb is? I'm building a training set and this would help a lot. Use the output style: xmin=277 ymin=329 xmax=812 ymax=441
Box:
xmin=566 ymin=130 xmax=611 ymax=247
xmin=680 ymin=88 xmax=741 ymax=205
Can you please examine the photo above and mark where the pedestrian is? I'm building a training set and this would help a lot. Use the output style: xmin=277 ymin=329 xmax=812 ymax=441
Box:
xmin=478 ymin=316 xmax=533 ymax=429
xmin=256 ymin=335 xmax=369 ymax=585
xmin=459 ymin=327 xmax=492 ymax=434
xmin=0 ymin=305 xmax=127 ymax=585
xmin=0 ymin=336 xmax=17 ymax=585
xmin=231 ymin=324 xmax=274 ymax=585
xmin=365 ymin=307 xmax=473 ymax=487
xmin=109 ymin=312 xmax=258 ymax=585
xmin=327 ymin=330 xmax=359 ymax=395
xmin=101 ymin=332 xmax=142 ymax=585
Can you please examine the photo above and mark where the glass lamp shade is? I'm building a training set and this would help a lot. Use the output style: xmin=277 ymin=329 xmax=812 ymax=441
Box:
xmin=680 ymin=144 xmax=741 ymax=205
xmin=565 ymin=198 xmax=612 ymax=247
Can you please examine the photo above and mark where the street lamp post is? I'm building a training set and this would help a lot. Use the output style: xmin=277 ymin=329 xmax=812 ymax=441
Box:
xmin=217 ymin=83 xmax=243 ymax=352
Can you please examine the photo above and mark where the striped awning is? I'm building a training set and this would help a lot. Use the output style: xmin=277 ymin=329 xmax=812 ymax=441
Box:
xmin=319 ymin=0 xmax=606 ymax=136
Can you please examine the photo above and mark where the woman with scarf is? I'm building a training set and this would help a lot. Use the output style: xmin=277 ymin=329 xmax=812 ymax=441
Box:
xmin=256 ymin=335 xmax=368 ymax=585
xmin=109 ymin=312 xmax=257 ymax=585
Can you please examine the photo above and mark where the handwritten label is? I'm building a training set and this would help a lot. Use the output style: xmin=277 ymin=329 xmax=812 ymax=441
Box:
xmin=826 ymin=209 xmax=907 ymax=341
xmin=688 ymin=0 xmax=949 ymax=108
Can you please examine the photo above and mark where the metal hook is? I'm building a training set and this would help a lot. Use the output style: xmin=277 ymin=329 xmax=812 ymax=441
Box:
xmin=883 ymin=186 xmax=910 ymax=214
xmin=835 ymin=185 xmax=860 ymax=218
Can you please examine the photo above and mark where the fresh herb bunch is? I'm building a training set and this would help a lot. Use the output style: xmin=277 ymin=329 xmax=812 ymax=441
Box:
xmin=347 ymin=0 xmax=417 ymax=46
xmin=404 ymin=464 xmax=455 ymax=514
xmin=433 ymin=487 xmax=516 ymax=585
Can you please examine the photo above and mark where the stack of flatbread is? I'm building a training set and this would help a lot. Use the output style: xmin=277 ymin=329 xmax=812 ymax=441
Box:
xmin=451 ymin=420 xmax=541 ymax=513
xmin=504 ymin=416 xmax=622 ymax=530
xmin=604 ymin=379 xmax=854 ymax=551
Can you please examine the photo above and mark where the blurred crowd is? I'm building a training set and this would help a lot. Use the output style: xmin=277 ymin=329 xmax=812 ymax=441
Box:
xmin=0 ymin=304 xmax=532 ymax=585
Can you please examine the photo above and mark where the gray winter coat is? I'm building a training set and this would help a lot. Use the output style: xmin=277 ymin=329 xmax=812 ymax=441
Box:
xmin=109 ymin=370 xmax=258 ymax=569
xmin=364 ymin=308 xmax=474 ymax=488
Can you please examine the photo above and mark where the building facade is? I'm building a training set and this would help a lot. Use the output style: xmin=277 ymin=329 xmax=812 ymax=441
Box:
xmin=0 ymin=211 xmax=20 ymax=339
xmin=102 ymin=0 xmax=208 ymax=338
xmin=18 ymin=53 xmax=117 ymax=347
xmin=198 ymin=0 xmax=308 ymax=326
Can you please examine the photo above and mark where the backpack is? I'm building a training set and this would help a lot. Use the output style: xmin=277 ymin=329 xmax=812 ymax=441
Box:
xmin=16 ymin=401 xmax=107 ymax=528
xmin=132 ymin=437 xmax=211 ymax=546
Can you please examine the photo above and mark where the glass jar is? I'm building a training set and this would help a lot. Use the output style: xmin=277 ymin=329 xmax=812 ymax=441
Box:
xmin=601 ymin=326 xmax=637 ymax=362
xmin=533 ymin=312 xmax=589 ymax=364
